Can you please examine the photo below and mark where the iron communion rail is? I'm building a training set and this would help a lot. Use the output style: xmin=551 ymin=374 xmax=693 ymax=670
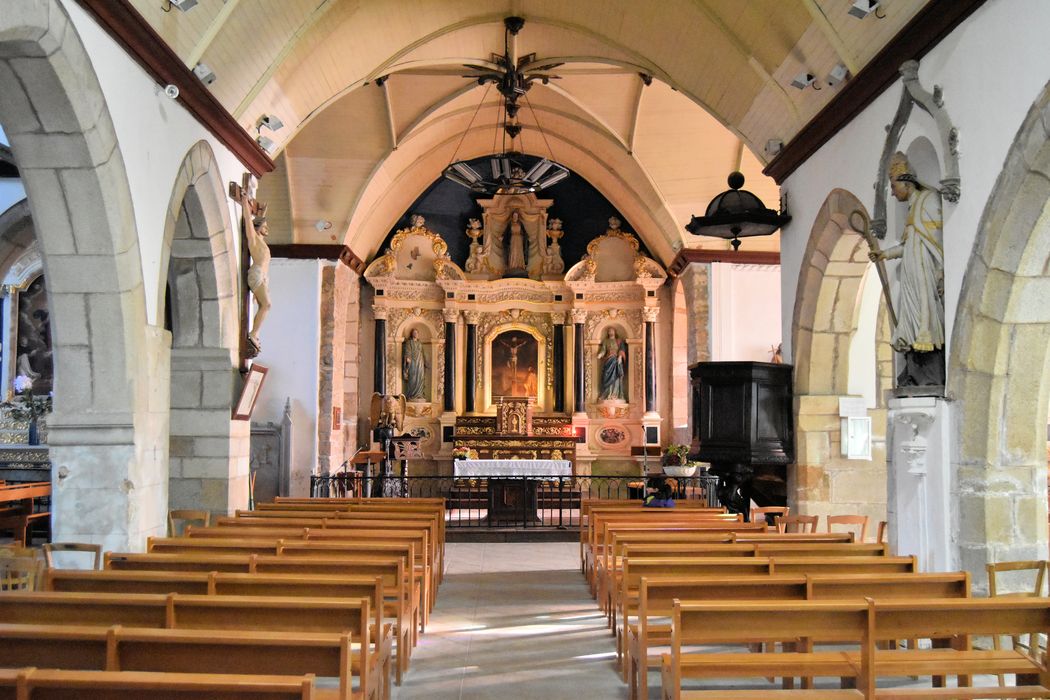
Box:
xmin=308 ymin=472 xmax=721 ymax=529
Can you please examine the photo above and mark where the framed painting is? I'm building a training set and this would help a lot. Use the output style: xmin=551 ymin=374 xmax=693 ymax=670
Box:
xmin=233 ymin=363 xmax=268 ymax=421
xmin=491 ymin=330 xmax=538 ymax=399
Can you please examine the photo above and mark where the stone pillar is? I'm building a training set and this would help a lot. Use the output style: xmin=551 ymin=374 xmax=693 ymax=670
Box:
xmin=678 ymin=262 xmax=712 ymax=364
xmin=643 ymin=306 xmax=658 ymax=415
xmin=373 ymin=307 xmax=387 ymax=394
xmin=464 ymin=311 xmax=478 ymax=413
xmin=571 ymin=309 xmax=586 ymax=415
xmin=317 ymin=263 xmax=352 ymax=475
xmin=443 ymin=309 xmax=458 ymax=414
xmin=552 ymin=312 xmax=566 ymax=413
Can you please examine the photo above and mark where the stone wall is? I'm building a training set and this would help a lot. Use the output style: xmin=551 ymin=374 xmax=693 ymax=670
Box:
xmin=679 ymin=263 xmax=711 ymax=365
xmin=317 ymin=262 xmax=352 ymax=474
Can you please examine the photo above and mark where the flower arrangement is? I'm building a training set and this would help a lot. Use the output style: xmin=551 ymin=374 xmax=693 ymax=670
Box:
xmin=451 ymin=446 xmax=471 ymax=461
xmin=662 ymin=443 xmax=690 ymax=466
xmin=2 ymin=375 xmax=52 ymax=422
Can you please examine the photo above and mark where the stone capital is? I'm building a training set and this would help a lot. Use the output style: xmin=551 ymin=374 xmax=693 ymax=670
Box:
xmin=550 ymin=312 xmax=567 ymax=325
xmin=372 ymin=306 xmax=389 ymax=320
xmin=442 ymin=309 xmax=460 ymax=324
xmin=570 ymin=309 xmax=587 ymax=325
xmin=642 ymin=306 xmax=659 ymax=323
xmin=463 ymin=311 xmax=481 ymax=325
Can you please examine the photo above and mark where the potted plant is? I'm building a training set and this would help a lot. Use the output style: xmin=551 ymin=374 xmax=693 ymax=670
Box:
xmin=451 ymin=446 xmax=470 ymax=461
xmin=661 ymin=443 xmax=696 ymax=477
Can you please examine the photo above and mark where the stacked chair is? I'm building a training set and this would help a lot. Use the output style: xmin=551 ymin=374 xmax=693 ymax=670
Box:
xmin=0 ymin=497 xmax=446 ymax=699
xmin=580 ymin=503 xmax=1050 ymax=699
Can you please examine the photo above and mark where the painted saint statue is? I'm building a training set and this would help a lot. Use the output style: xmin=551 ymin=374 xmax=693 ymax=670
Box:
xmin=505 ymin=210 xmax=527 ymax=274
xmin=401 ymin=328 xmax=428 ymax=401
xmin=597 ymin=327 xmax=627 ymax=401
xmin=869 ymin=151 xmax=945 ymax=387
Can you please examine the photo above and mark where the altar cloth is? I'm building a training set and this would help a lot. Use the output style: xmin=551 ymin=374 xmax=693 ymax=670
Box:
xmin=454 ymin=459 xmax=572 ymax=477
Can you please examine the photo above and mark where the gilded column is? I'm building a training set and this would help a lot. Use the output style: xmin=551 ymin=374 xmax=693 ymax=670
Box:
xmin=552 ymin=312 xmax=566 ymax=413
xmin=571 ymin=309 xmax=587 ymax=414
xmin=643 ymin=306 xmax=658 ymax=415
xmin=373 ymin=306 xmax=387 ymax=394
xmin=464 ymin=311 xmax=479 ymax=413
xmin=443 ymin=309 xmax=459 ymax=413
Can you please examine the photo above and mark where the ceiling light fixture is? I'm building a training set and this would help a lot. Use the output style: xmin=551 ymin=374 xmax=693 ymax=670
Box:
xmin=827 ymin=64 xmax=850 ymax=87
xmin=685 ymin=172 xmax=791 ymax=250
xmin=314 ymin=220 xmax=333 ymax=232
xmin=790 ymin=72 xmax=819 ymax=90
xmin=848 ymin=0 xmax=885 ymax=19
xmin=164 ymin=0 xmax=199 ymax=11
xmin=193 ymin=62 xmax=216 ymax=85
xmin=257 ymin=114 xmax=284 ymax=132
xmin=256 ymin=135 xmax=276 ymax=154
xmin=441 ymin=16 xmax=570 ymax=196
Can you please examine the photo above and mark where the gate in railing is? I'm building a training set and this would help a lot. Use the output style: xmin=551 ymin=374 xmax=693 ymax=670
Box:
xmin=308 ymin=472 xmax=720 ymax=529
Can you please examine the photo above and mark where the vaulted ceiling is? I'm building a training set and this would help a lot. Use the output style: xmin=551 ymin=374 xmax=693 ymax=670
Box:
xmin=133 ymin=0 xmax=927 ymax=263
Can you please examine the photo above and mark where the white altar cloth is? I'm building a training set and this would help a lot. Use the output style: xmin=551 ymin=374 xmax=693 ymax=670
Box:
xmin=454 ymin=459 xmax=572 ymax=477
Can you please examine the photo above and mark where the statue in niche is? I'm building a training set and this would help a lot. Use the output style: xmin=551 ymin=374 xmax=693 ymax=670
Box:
xmin=597 ymin=327 xmax=628 ymax=402
xmin=868 ymin=151 xmax=945 ymax=388
xmin=401 ymin=328 xmax=428 ymax=401
xmin=504 ymin=210 xmax=527 ymax=276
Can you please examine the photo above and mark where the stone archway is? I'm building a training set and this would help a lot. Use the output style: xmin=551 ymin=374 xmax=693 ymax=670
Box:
xmin=949 ymin=80 xmax=1050 ymax=584
xmin=0 ymin=0 xmax=161 ymax=549
xmin=161 ymin=141 xmax=248 ymax=516
xmin=791 ymin=189 xmax=891 ymax=526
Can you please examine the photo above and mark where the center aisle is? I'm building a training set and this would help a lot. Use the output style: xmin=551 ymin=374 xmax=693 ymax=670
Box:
xmin=392 ymin=542 xmax=627 ymax=699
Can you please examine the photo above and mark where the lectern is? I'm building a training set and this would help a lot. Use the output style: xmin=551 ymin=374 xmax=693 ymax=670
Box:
xmin=689 ymin=361 xmax=793 ymax=517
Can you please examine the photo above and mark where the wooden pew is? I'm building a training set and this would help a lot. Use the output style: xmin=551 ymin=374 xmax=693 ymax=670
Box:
xmin=0 ymin=592 xmax=382 ymax=700
xmin=0 ymin=624 xmax=372 ymax=700
xmin=625 ymin=572 xmax=970 ymax=700
xmin=104 ymin=552 xmax=415 ymax=681
xmin=0 ymin=482 xmax=49 ymax=546
xmin=0 ymin=668 xmax=319 ymax=699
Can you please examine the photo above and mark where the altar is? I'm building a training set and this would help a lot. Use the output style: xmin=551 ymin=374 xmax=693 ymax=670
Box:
xmin=453 ymin=459 xmax=572 ymax=477
xmin=454 ymin=458 xmax=571 ymax=524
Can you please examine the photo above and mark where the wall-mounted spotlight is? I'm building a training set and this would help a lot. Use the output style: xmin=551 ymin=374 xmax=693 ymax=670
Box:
xmin=790 ymin=72 xmax=819 ymax=90
xmin=164 ymin=0 xmax=199 ymax=11
xmin=827 ymin=64 xmax=850 ymax=87
xmin=848 ymin=0 xmax=884 ymax=19
xmin=193 ymin=62 xmax=216 ymax=85
xmin=256 ymin=135 xmax=276 ymax=154
xmin=257 ymin=114 xmax=284 ymax=132
xmin=314 ymin=220 xmax=333 ymax=232
xmin=765 ymin=139 xmax=783 ymax=157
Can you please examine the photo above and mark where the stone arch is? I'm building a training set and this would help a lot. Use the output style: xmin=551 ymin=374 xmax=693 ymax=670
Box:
xmin=161 ymin=141 xmax=248 ymax=516
xmin=790 ymin=189 xmax=889 ymax=527
xmin=0 ymin=0 xmax=161 ymax=549
xmin=948 ymin=79 xmax=1050 ymax=584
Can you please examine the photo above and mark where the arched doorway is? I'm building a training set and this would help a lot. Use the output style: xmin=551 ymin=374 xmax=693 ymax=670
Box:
xmin=0 ymin=0 xmax=159 ymax=549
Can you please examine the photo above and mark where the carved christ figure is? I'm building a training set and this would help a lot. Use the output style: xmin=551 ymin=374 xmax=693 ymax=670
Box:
xmin=239 ymin=186 xmax=272 ymax=355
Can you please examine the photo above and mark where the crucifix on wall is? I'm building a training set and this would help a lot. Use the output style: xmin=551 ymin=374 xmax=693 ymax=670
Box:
xmin=229 ymin=173 xmax=271 ymax=359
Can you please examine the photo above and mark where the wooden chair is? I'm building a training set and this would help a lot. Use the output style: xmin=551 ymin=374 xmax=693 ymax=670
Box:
xmin=775 ymin=514 xmax=818 ymax=533
xmin=43 ymin=542 xmax=102 ymax=570
xmin=988 ymin=559 xmax=1047 ymax=685
xmin=876 ymin=520 xmax=888 ymax=544
xmin=168 ymin=509 xmax=210 ymax=536
xmin=0 ymin=556 xmax=40 ymax=591
xmin=827 ymin=514 xmax=868 ymax=542
xmin=751 ymin=506 xmax=788 ymax=528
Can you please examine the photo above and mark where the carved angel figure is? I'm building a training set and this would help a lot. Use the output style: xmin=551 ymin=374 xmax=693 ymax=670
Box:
xmin=370 ymin=393 xmax=406 ymax=432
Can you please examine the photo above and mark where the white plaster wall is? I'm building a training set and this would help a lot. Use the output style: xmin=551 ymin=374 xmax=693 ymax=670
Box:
xmin=848 ymin=267 xmax=881 ymax=409
xmin=710 ymin=263 xmax=782 ymax=362
xmin=780 ymin=0 xmax=1050 ymax=362
xmin=59 ymin=0 xmax=251 ymax=326
xmin=253 ymin=259 xmax=322 ymax=496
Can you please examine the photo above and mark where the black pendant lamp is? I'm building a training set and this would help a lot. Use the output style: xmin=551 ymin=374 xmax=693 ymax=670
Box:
xmin=685 ymin=172 xmax=790 ymax=250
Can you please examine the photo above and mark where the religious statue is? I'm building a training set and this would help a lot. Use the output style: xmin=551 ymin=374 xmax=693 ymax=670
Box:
xmin=464 ymin=218 xmax=484 ymax=273
xmin=231 ymin=174 xmax=271 ymax=358
xmin=505 ymin=210 xmax=527 ymax=275
xmin=868 ymin=151 xmax=945 ymax=387
xmin=401 ymin=328 xmax=428 ymax=401
xmin=369 ymin=392 xmax=406 ymax=432
xmin=543 ymin=218 xmax=565 ymax=275
xmin=597 ymin=327 xmax=627 ymax=401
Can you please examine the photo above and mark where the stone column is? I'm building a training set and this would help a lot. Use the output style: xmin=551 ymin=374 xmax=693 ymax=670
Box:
xmin=643 ymin=306 xmax=658 ymax=415
xmin=373 ymin=306 xmax=387 ymax=394
xmin=443 ymin=309 xmax=458 ymax=414
xmin=552 ymin=312 xmax=566 ymax=413
xmin=464 ymin=311 xmax=479 ymax=413
xmin=571 ymin=309 xmax=587 ymax=414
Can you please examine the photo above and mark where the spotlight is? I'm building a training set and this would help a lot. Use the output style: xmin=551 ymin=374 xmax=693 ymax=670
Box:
xmin=257 ymin=114 xmax=284 ymax=132
xmin=765 ymin=139 xmax=783 ymax=157
xmin=314 ymin=220 xmax=332 ymax=232
xmin=827 ymin=64 xmax=850 ymax=87
xmin=168 ymin=0 xmax=199 ymax=10
xmin=790 ymin=72 xmax=816 ymax=90
xmin=163 ymin=84 xmax=179 ymax=99
xmin=256 ymin=135 xmax=276 ymax=154
xmin=193 ymin=62 xmax=216 ymax=85
xmin=848 ymin=0 xmax=882 ymax=19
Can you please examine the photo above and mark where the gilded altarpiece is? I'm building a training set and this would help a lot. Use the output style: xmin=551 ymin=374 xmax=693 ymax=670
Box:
xmin=363 ymin=204 xmax=668 ymax=475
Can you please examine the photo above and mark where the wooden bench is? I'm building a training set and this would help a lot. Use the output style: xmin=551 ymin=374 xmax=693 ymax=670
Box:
xmin=0 ymin=624 xmax=372 ymax=700
xmin=0 ymin=482 xmax=49 ymax=546
xmin=0 ymin=667 xmax=319 ymax=699
xmin=0 ymin=592 xmax=384 ymax=700
xmin=660 ymin=597 xmax=1050 ymax=700
xmin=626 ymin=572 xmax=970 ymax=700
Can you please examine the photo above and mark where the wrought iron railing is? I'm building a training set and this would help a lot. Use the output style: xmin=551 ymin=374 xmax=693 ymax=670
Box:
xmin=308 ymin=472 xmax=721 ymax=529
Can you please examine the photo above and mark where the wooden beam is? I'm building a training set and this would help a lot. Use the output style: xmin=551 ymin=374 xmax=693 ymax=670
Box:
xmin=668 ymin=248 xmax=780 ymax=276
xmin=764 ymin=0 xmax=987 ymax=184
xmin=75 ymin=0 xmax=274 ymax=177
xmin=185 ymin=0 xmax=242 ymax=69
xmin=268 ymin=244 xmax=366 ymax=273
